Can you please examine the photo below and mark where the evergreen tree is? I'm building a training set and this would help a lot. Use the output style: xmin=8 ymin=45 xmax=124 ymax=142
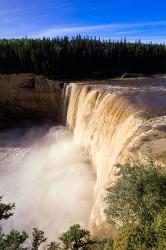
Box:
xmin=0 ymin=37 xmax=165 ymax=78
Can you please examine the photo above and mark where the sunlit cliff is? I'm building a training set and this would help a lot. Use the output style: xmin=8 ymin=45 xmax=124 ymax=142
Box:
xmin=66 ymin=82 xmax=166 ymax=235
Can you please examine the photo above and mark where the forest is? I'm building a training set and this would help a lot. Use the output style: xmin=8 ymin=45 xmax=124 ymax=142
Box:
xmin=0 ymin=36 xmax=166 ymax=79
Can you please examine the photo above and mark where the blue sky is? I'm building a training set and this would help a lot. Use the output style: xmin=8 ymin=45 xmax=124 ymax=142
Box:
xmin=0 ymin=0 xmax=166 ymax=43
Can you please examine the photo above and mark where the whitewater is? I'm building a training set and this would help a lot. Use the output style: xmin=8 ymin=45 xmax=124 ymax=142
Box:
xmin=0 ymin=125 xmax=95 ymax=241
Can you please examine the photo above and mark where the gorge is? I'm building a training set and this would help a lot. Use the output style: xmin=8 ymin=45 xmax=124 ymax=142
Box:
xmin=0 ymin=74 xmax=166 ymax=240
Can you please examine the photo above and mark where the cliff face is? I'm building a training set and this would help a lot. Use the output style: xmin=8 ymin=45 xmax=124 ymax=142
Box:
xmin=66 ymin=83 xmax=166 ymax=235
xmin=0 ymin=73 xmax=62 ymax=126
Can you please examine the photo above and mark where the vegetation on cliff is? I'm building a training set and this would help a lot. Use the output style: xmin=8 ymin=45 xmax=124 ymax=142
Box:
xmin=105 ymin=157 xmax=166 ymax=250
xmin=0 ymin=37 xmax=166 ymax=79
xmin=0 ymin=157 xmax=165 ymax=249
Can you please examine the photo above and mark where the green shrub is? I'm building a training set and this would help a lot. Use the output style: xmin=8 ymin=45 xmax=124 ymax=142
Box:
xmin=153 ymin=208 xmax=166 ymax=249
xmin=89 ymin=236 xmax=113 ymax=250
xmin=104 ymin=158 xmax=166 ymax=249
xmin=58 ymin=224 xmax=93 ymax=249
xmin=121 ymin=73 xmax=144 ymax=78
xmin=0 ymin=195 xmax=15 ymax=221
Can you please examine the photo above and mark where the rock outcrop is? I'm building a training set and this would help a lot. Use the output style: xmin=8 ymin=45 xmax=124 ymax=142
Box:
xmin=0 ymin=74 xmax=62 ymax=127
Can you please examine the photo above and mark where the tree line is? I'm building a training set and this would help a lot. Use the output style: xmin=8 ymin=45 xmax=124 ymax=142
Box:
xmin=0 ymin=36 xmax=166 ymax=79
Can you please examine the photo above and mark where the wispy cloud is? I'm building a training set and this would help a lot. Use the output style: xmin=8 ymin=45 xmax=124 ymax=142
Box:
xmin=31 ymin=20 xmax=166 ymax=38
xmin=33 ymin=24 xmax=121 ymax=37
xmin=0 ymin=3 xmax=42 ymax=17
xmin=0 ymin=8 xmax=24 ymax=16
xmin=138 ymin=36 xmax=166 ymax=44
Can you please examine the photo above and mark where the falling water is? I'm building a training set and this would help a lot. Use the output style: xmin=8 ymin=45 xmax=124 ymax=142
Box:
xmin=66 ymin=83 xmax=166 ymax=234
xmin=0 ymin=125 xmax=95 ymax=241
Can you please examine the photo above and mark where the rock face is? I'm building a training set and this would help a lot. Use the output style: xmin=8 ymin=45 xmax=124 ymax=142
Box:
xmin=66 ymin=81 xmax=166 ymax=236
xmin=0 ymin=74 xmax=62 ymax=126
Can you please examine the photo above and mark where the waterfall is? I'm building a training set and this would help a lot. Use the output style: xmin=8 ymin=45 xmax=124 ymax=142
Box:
xmin=0 ymin=78 xmax=166 ymax=239
xmin=66 ymin=83 xmax=166 ymax=234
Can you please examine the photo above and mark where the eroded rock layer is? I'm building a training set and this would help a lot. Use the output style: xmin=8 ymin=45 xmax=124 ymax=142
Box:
xmin=0 ymin=73 xmax=62 ymax=126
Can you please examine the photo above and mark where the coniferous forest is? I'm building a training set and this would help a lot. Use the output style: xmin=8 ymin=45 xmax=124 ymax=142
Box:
xmin=0 ymin=36 xmax=166 ymax=79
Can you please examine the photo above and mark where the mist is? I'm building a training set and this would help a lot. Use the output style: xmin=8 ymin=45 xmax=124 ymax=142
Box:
xmin=0 ymin=125 xmax=95 ymax=241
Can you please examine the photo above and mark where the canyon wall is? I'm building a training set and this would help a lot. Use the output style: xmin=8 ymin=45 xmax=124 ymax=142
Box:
xmin=66 ymin=83 xmax=166 ymax=235
xmin=1 ymin=73 xmax=166 ymax=236
xmin=0 ymin=74 xmax=62 ymax=127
